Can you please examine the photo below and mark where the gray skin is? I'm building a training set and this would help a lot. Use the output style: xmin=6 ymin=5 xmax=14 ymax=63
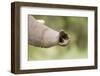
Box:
xmin=28 ymin=15 xmax=69 ymax=48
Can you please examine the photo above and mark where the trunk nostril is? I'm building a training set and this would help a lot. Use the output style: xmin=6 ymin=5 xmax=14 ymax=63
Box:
xmin=58 ymin=30 xmax=69 ymax=46
xmin=63 ymin=33 xmax=69 ymax=40
xmin=59 ymin=30 xmax=69 ymax=40
xmin=59 ymin=37 xmax=64 ymax=43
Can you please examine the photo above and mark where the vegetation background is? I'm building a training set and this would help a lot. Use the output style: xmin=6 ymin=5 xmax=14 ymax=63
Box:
xmin=28 ymin=15 xmax=88 ymax=60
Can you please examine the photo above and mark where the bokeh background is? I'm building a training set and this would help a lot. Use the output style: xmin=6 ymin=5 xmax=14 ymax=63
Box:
xmin=28 ymin=15 xmax=88 ymax=60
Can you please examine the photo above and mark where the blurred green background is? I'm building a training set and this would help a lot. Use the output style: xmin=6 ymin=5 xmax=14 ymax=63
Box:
xmin=28 ymin=15 xmax=88 ymax=60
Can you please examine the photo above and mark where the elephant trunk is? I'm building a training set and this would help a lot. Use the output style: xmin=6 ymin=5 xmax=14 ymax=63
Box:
xmin=28 ymin=15 xmax=69 ymax=48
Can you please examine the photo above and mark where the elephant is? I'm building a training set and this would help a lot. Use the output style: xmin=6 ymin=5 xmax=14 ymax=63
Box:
xmin=28 ymin=15 xmax=70 ymax=48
